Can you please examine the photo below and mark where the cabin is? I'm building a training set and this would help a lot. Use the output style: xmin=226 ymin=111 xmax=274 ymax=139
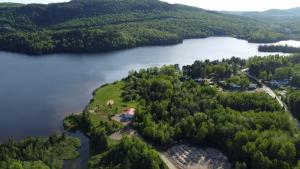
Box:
xmin=194 ymin=78 xmax=205 ymax=84
xmin=228 ymin=83 xmax=241 ymax=90
xmin=270 ymin=80 xmax=280 ymax=87
xmin=248 ymin=83 xmax=257 ymax=89
xmin=121 ymin=108 xmax=135 ymax=122
xmin=218 ymin=81 xmax=226 ymax=85
xmin=270 ymin=79 xmax=290 ymax=87
xmin=194 ymin=78 xmax=214 ymax=85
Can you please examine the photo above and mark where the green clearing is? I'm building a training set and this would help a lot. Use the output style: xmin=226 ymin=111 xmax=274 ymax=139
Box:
xmin=64 ymin=80 xmax=138 ymax=136
xmin=87 ymin=81 xmax=138 ymax=117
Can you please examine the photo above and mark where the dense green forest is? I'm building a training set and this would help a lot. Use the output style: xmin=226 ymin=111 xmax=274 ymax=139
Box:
xmin=258 ymin=45 xmax=300 ymax=53
xmin=64 ymin=110 xmax=167 ymax=169
xmin=285 ymin=90 xmax=300 ymax=120
xmin=247 ymin=55 xmax=300 ymax=86
xmin=0 ymin=0 xmax=290 ymax=55
xmin=0 ymin=134 xmax=80 ymax=169
xmin=89 ymin=137 xmax=167 ymax=169
xmin=182 ymin=57 xmax=246 ymax=79
xmin=122 ymin=64 xmax=299 ymax=169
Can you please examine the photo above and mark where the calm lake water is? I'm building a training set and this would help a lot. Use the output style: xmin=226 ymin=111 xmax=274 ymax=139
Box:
xmin=0 ymin=37 xmax=278 ymax=168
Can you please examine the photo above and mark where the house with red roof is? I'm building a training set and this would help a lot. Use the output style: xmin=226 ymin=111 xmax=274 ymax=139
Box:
xmin=121 ymin=108 xmax=135 ymax=121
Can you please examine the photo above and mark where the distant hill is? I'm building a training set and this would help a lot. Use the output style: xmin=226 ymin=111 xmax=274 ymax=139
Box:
xmin=0 ymin=0 xmax=260 ymax=30
xmin=0 ymin=3 xmax=24 ymax=8
xmin=0 ymin=0 xmax=289 ymax=55
xmin=222 ymin=7 xmax=300 ymax=42
xmin=223 ymin=7 xmax=300 ymax=17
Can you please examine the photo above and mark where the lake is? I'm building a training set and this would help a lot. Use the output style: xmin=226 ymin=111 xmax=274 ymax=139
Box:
xmin=0 ymin=37 xmax=279 ymax=168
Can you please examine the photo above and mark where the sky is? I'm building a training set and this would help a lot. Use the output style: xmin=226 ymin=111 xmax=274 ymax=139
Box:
xmin=1 ymin=0 xmax=300 ymax=11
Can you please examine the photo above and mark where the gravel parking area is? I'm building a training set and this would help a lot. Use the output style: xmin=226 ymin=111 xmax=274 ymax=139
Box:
xmin=166 ymin=145 xmax=231 ymax=169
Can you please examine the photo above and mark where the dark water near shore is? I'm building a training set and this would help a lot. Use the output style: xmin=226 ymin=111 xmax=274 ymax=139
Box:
xmin=0 ymin=37 xmax=277 ymax=168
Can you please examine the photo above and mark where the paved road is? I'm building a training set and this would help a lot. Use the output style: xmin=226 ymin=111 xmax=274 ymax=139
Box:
xmin=242 ymin=69 xmax=300 ymax=127
xmin=242 ymin=69 xmax=288 ymax=110
xmin=245 ymin=72 xmax=288 ymax=109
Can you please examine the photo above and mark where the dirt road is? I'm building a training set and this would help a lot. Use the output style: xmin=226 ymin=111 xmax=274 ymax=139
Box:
xmin=159 ymin=153 xmax=178 ymax=169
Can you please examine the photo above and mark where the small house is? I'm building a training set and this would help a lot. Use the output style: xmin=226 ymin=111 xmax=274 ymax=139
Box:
xmin=270 ymin=80 xmax=280 ymax=87
xmin=121 ymin=108 xmax=135 ymax=122
xmin=249 ymin=83 xmax=257 ymax=89
xmin=229 ymin=83 xmax=241 ymax=90
xmin=194 ymin=78 xmax=205 ymax=84
xmin=218 ymin=81 xmax=226 ymax=85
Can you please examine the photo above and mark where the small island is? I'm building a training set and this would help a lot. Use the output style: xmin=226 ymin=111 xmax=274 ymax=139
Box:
xmin=258 ymin=44 xmax=300 ymax=53
xmin=64 ymin=56 xmax=300 ymax=169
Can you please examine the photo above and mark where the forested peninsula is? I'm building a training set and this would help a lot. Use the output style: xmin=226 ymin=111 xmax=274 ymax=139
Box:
xmin=63 ymin=55 xmax=300 ymax=169
xmin=0 ymin=0 xmax=289 ymax=55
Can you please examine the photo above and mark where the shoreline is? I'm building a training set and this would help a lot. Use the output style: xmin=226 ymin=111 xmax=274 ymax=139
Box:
xmin=0 ymin=35 xmax=289 ymax=56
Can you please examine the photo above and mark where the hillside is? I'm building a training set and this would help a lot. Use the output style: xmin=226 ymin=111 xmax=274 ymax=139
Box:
xmin=236 ymin=7 xmax=300 ymax=17
xmin=222 ymin=7 xmax=300 ymax=41
xmin=0 ymin=0 xmax=288 ymax=55
xmin=0 ymin=3 xmax=23 ymax=8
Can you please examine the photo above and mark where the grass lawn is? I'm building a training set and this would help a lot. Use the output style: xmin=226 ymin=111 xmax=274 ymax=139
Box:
xmin=64 ymin=81 xmax=137 ymax=132
xmin=85 ymin=80 xmax=138 ymax=127
xmin=88 ymin=81 xmax=137 ymax=116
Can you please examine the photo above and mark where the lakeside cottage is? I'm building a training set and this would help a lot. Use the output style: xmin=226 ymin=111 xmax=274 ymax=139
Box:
xmin=249 ymin=83 xmax=258 ymax=89
xmin=194 ymin=78 xmax=205 ymax=84
xmin=194 ymin=78 xmax=214 ymax=85
xmin=270 ymin=79 xmax=290 ymax=87
xmin=121 ymin=108 xmax=135 ymax=122
xmin=228 ymin=83 xmax=241 ymax=90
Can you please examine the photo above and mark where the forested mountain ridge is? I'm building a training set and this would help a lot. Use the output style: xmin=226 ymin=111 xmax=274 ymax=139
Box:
xmin=226 ymin=7 xmax=300 ymax=17
xmin=0 ymin=0 xmax=288 ymax=55
xmin=222 ymin=7 xmax=300 ymax=40
xmin=1 ymin=0 xmax=188 ymax=29
xmin=0 ymin=0 xmax=252 ymax=29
